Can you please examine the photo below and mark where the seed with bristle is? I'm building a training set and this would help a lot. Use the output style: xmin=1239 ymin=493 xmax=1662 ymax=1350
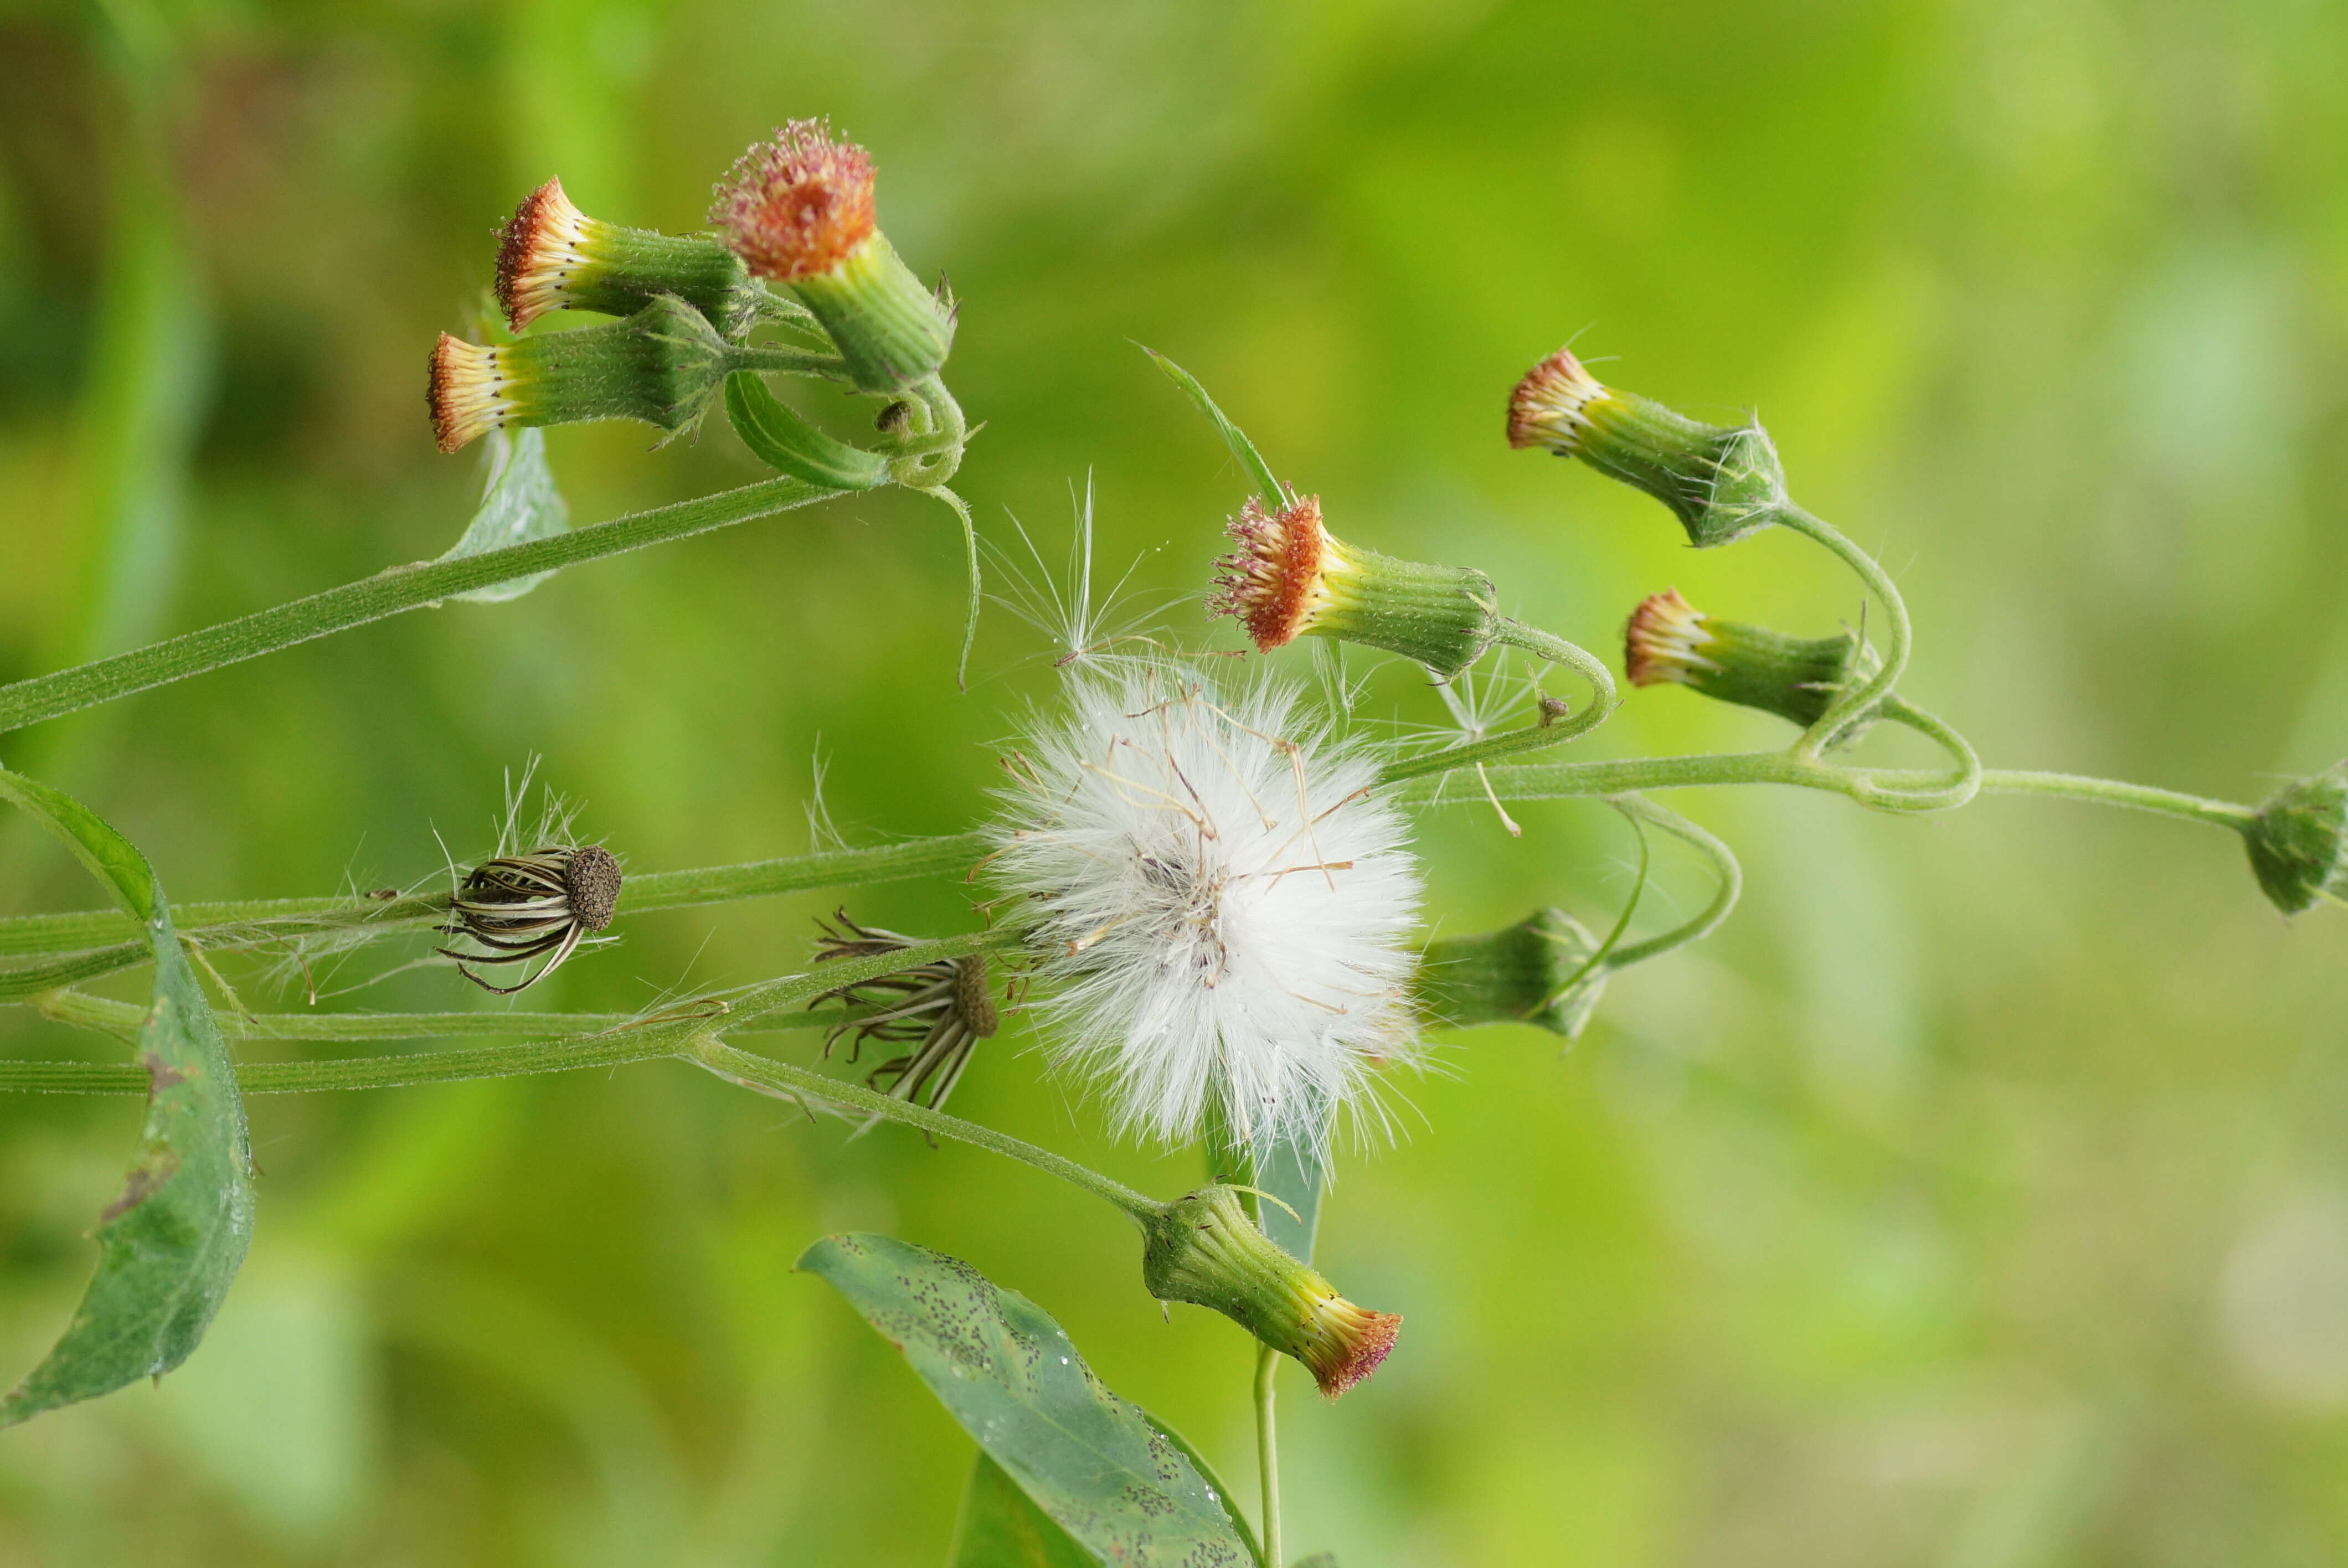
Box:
xmin=437 ymin=844 xmax=623 ymax=994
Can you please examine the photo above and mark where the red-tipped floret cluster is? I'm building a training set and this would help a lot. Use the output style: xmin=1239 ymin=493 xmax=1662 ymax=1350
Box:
xmin=709 ymin=118 xmax=877 ymax=283
xmin=1209 ymin=494 xmax=1328 ymax=653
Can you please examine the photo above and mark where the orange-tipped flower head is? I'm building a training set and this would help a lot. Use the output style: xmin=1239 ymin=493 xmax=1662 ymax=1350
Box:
xmin=710 ymin=120 xmax=878 ymax=284
xmin=1141 ymin=1184 xmax=1402 ymax=1397
xmin=1207 ymin=493 xmax=1501 ymax=678
xmin=425 ymin=296 xmax=732 ymax=453
xmin=494 ymin=177 xmax=760 ymax=338
xmin=1623 ymin=587 xmax=1877 ymax=733
xmin=708 ymin=121 xmax=951 ymax=391
xmin=1507 ymin=346 xmax=1609 ymax=453
xmin=1508 ymin=342 xmax=1789 ymax=548
xmin=428 ymin=334 xmax=513 ymax=454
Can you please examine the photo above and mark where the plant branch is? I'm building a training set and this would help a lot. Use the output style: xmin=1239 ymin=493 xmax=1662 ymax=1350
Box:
xmin=1775 ymin=505 xmax=1911 ymax=757
xmin=1253 ymin=1343 xmax=1281 ymax=1568
xmin=1602 ymin=796 xmax=1743 ymax=969
xmin=0 ymin=476 xmax=837 ymax=735
xmin=0 ymin=832 xmax=989 ymax=964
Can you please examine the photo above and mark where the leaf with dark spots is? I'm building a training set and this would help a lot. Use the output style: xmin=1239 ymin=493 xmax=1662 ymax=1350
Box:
xmin=800 ymin=1234 xmax=1261 ymax=1566
xmin=0 ymin=770 xmax=254 ymax=1427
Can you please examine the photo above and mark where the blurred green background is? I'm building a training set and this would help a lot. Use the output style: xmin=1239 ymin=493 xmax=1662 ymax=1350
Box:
xmin=3 ymin=0 xmax=2347 ymax=1562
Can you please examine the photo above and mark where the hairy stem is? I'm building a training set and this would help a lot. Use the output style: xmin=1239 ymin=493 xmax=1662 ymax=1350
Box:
xmin=33 ymin=989 xmax=875 ymax=1042
xmin=1603 ymin=797 xmax=1743 ymax=969
xmin=1490 ymin=620 xmax=1619 ymax=720
xmin=1872 ymin=695 xmax=1983 ymax=811
xmin=1776 ymin=505 xmax=1911 ymax=757
xmin=1254 ymin=1343 xmax=1281 ymax=1568
xmin=1969 ymin=769 xmax=2255 ymax=829
xmin=0 ymin=832 xmax=989 ymax=964
xmin=0 ymin=476 xmax=837 ymax=735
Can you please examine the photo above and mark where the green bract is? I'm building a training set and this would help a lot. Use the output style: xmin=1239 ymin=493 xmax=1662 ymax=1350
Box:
xmin=2244 ymin=763 xmax=2348 ymax=915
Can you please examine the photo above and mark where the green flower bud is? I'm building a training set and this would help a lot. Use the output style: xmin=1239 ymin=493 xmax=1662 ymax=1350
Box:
xmin=2244 ymin=763 xmax=2348 ymax=915
xmin=428 ymin=295 xmax=730 ymax=452
xmin=709 ymin=120 xmax=954 ymax=393
xmin=495 ymin=177 xmax=762 ymax=339
xmin=1412 ymin=906 xmax=1606 ymax=1041
xmin=1141 ymin=1185 xmax=1400 ymax=1399
xmin=1625 ymin=588 xmax=1880 ymax=735
xmin=1209 ymin=493 xmax=1500 ymax=678
xmin=1508 ymin=347 xmax=1786 ymax=548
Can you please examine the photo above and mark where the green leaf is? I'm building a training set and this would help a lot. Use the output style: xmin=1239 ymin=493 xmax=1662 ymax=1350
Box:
xmin=1139 ymin=348 xmax=1288 ymax=506
xmin=0 ymin=769 xmax=254 ymax=1427
xmin=800 ymin=1233 xmax=1260 ymax=1567
xmin=724 ymin=372 xmax=889 ymax=491
xmin=438 ymin=427 xmax=570 ymax=604
xmin=949 ymin=1451 xmax=1096 ymax=1568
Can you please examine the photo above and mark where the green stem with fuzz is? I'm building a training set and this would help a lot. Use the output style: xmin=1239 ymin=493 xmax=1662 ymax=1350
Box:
xmin=32 ymin=990 xmax=877 ymax=1043
xmin=1254 ymin=1343 xmax=1281 ymax=1568
xmin=1490 ymin=618 xmax=1619 ymax=724
xmin=1775 ymin=504 xmax=1911 ymax=757
xmin=1603 ymin=796 xmax=1743 ymax=970
xmin=0 ymin=476 xmax=839 ymax=735
xmin=1956 ymin=769 xmax=2254 ymax=829
xmin=1873 ymin=695 xmax=1982 ymax=811
xmin=0 ymin=832 xmax=988 ymax=965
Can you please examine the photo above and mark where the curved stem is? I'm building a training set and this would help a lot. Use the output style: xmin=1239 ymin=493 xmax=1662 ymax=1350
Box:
xmin=0 ymin=477 xmax=837 ymax=736
xmin=34 ymin=990 xmax=874 ymax=1042
xmin=1775 ymin=505 xmax=1910 ymax=758
xmin=1253 ymin=1343 xmax=1281 ymax=1568
xmin=921 ymin=484 xmax=981 ymax=691
xmin=1490 ymin=619 xmax=1619 ymax=719
xmin=1871 ymin=695 xmax=1983 ymax=812
xmin=1602 ymin=796 xmax=1743 ymax=969
xmin=0 ymin=832 xmax=988 ymax=966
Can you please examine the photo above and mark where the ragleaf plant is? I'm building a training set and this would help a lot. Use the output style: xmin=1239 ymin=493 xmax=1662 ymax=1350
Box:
xmin=0 ymin=131 xmax=2336 ymax=1565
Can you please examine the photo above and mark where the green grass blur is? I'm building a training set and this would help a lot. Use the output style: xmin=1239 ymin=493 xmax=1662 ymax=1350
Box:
xmin=3 ymin=1 xmax=2347 ymax=1562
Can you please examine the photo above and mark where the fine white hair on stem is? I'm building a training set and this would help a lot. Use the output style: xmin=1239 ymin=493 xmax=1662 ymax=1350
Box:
xmin=988 ymin=659 xmax=1424 ymax=1157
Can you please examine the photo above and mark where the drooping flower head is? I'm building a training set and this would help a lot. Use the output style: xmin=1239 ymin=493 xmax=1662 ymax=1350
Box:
xmin=990 ymin=662 xmax=1423 ymax=1154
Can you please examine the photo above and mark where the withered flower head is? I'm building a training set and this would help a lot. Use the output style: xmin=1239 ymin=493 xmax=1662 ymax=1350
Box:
xmin=437 ymin=844 xmax=622 ymax=994
xmin=709 ymin=119 xmax=878 ymax=283
xmin=809 ymin=911 xmax=1002 ymax=1118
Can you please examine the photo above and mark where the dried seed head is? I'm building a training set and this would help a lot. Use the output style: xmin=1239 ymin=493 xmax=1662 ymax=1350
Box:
xmin=437 ymin=844 xmax=622 ymax=994
xmin=563 ymin=844 xmax=623 ymax=931
xmin=710 ymin=119 xmax=878 ymax=283
xmin=809 ymin=912 xmax=1003 ymax=1117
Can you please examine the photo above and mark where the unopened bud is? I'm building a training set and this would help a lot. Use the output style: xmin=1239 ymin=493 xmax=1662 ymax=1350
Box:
xmin=428 ymin=295 xmax=731 ymax=452
xmin=1413 ymin=906 xmax=1606 ymax=1041
xmin=496 ymin=177 xmax=761 ymax=338
xmin=1141 ymin=1184 xmax=1400 ymax=1398
xmin=1508 ymin=347 xmax=1785 ymax=548
xmin=1210 ymin=494 xmax=1499 ymax=678
xmin=710 ymin=120 xmax=953 ymax=393
xmin=2244 ymin=764 xmax=2348 ymax=915
xmin=1625 ymin=588 xmax=1878 ymax=734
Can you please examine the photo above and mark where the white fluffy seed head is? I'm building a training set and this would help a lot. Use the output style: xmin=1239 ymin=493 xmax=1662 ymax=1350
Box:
xmin=989 ymin=661 xmax=1424 ymax=1156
